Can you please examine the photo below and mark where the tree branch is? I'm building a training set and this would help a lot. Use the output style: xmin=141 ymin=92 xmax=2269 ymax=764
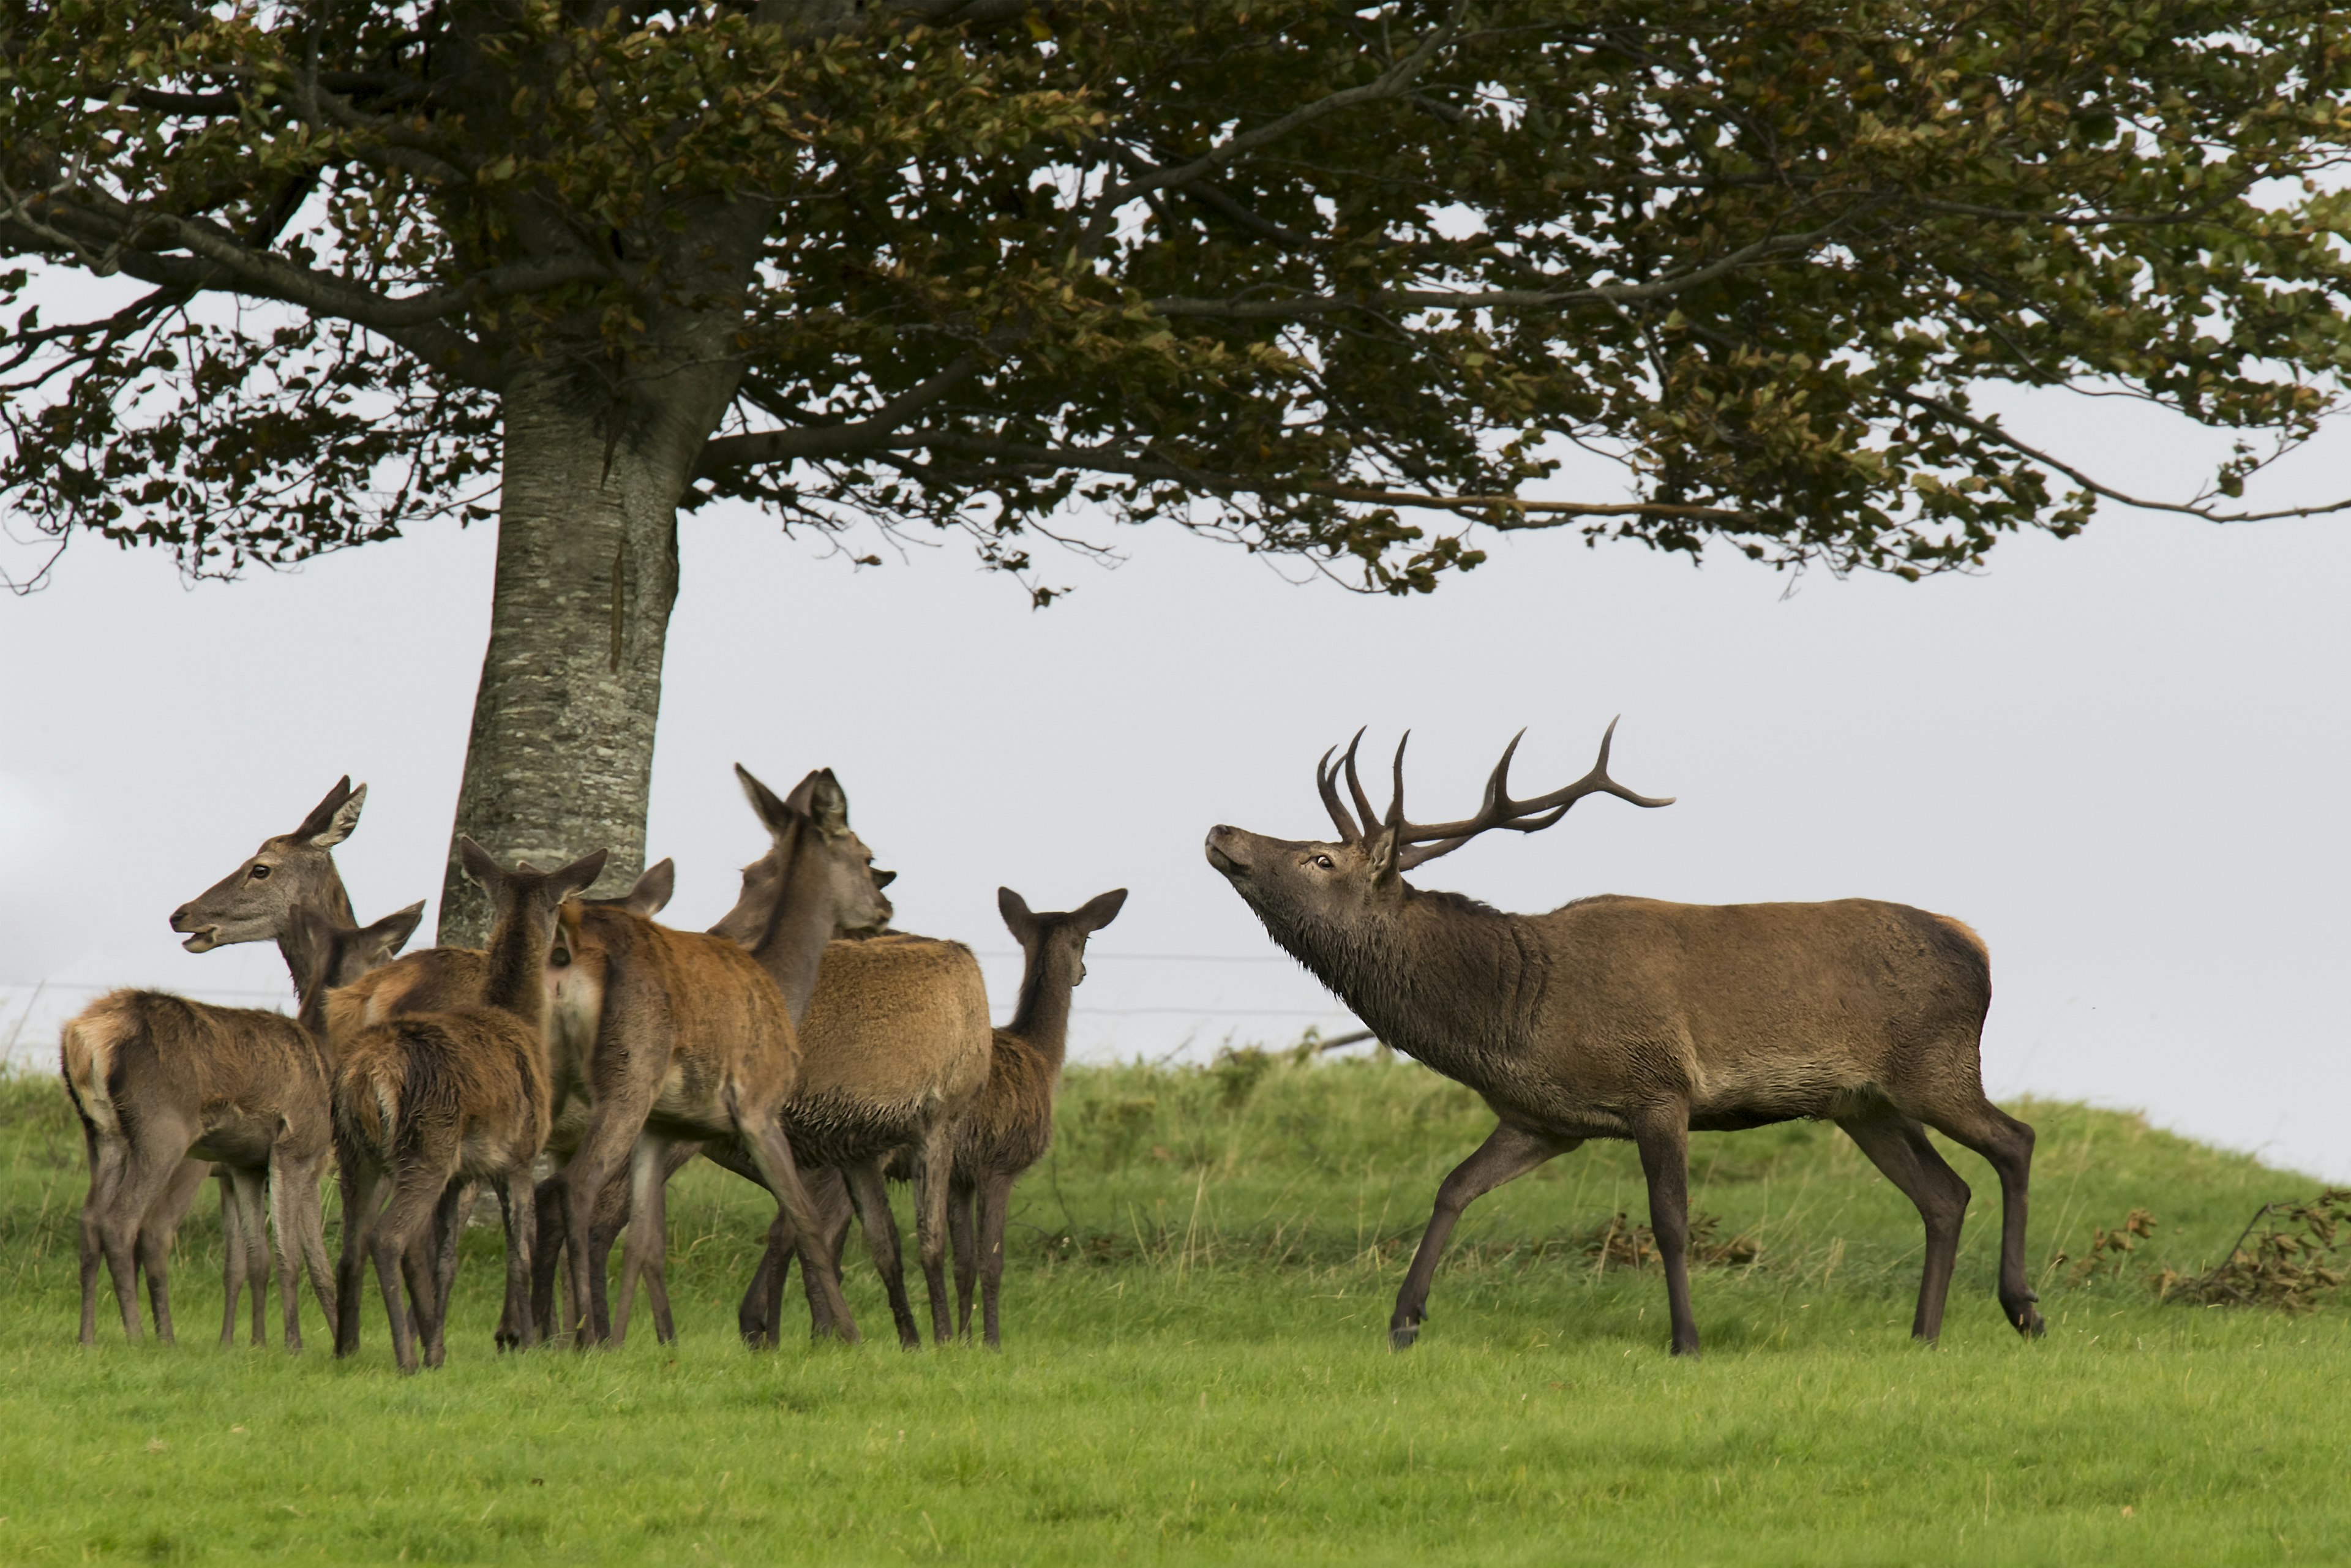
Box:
xmin=694 ymin=356 xmax=983 ymax=475
xmin=1898 ymin=391 xmax=2351 ymax=524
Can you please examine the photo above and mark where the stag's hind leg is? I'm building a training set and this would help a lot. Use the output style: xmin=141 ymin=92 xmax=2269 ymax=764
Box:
xmin=1390 ymin=1122 xmax=1575 ymax=1351
xmin=1922 ymin=1096 xmax=2042 ymax=1337
xmin=844 ymin=1160 xmax=920 ymax=1349
xmin=947 ymin=1180 xmax=978 ymax=1340
xmin=1839 ymin=1107 xmax=1971 ymax=1341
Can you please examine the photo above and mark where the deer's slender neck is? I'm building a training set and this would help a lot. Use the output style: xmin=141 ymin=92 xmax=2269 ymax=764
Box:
xmin=1004 ymin=942 xmax=1079 ymax=1068
xmin=479 ymin=901 xmax=549 ymax=1030
xmin=1267 ymin=887 xmax=1537 ymax=1088
xmin=748 ymin=822 xmax=834 ymax=1027
xmin=274 ymin=869 xmax=356 ymax=999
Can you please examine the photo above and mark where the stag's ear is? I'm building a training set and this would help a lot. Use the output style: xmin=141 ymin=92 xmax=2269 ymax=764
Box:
xmin=735 ymin=763 xmax=798 ymax=833
xmin=997 ymin=887 xmax=1038 ymax=945
xmin=1365 ymin=823 xmax=1404 ymax=887
xmin=294 ymin=777 xmax=360 ymax=845
xmin=618 ymin=857 xmax=674 ymax=916
xmin=362 ymin=899 xmax=427 ymax=962
xmin=1074 ymin=888 xmax=1128 ymax=934
xmin=549 ymin=848 xmax=610 ymax=902
xmin=806 ymin=769 xmax=850 ymax=837
xmin=458 ymin=835 xmax=504 ymax=891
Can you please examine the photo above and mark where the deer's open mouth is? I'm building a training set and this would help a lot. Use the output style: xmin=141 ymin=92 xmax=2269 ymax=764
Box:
xmin=178 ymin=928 xmax=220 ymax=953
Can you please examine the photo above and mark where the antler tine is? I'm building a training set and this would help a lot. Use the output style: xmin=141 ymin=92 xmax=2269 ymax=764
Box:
xmin=1393 ymin=718 xmax=1674 ymax=871
xmin=1340 ymin=727 xmax=1380 ymax=841
xmin=1315 ymin=745 xmax=1363 ymax=844
xmin=1384 ymin=730 xmax=1411 ymax=835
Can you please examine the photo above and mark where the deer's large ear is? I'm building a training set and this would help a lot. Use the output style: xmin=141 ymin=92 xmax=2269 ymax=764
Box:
xmin=549 ymin=848 xmax=609 ymax=902
xmin=1074 ymin=888 xmax=1128 ymax=934
xmin=295 ymin=778 xmax=362 ymax=846
xmin=1366 ymin=823 xmax=1403 ymax=887
xmin=458 ymin=835 xmax=504 ymax=891
xmin=362 ymin=899 xmax=427 ymax=962
xmin=806 ymin=769 xmax=850 ymax=838
xmin=620 ymin=858 xmax=674 ymax=917
xmin=997 ymin=887 xmax=1038 ymax=945
xmin=735 ymin=764 xmax=797 ymax=833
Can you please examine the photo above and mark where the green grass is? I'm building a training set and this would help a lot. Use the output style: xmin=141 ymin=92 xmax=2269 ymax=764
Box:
xmin=3 ymin=1052 xmax=2348 ymax=1566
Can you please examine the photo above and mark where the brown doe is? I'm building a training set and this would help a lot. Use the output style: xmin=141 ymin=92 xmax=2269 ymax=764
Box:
xmin=530 ymin=770 xmax=879 ymax=1349
xmin=80 ymin=775 xmax=370 ymax=1345
xmin=942 ymin=886 xmax=1125 ymax=1346
xmin=331 ymin=842 xmax=604 ymax=1373
xmin=555 ymin=768 xmax=988 ymax=1351
xmin=62 ymin=900 xmax=423 ymax=1350
xmin=1204 ymin=722 xmax=2041 ymax=1356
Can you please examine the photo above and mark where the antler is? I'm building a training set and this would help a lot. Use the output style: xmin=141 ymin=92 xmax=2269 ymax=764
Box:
xmin=1314 ymin=727 xmax=1382 ymax=844
xmin=1377 ymin=719 xmax=1674 ymax=871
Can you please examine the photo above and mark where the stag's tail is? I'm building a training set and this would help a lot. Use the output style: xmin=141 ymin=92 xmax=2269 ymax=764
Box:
xmin=334 ymin=1022 xmax=460 ymax=1169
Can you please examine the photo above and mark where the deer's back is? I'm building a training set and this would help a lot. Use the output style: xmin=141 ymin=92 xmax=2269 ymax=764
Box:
xmin=323 ymin=947 xmax=487 ymax=1058
xmin=789 ymin=936 xmax=990 ymax=1164
xmin=335 ymin=1008 xmax=550 ymax=1174
xmin=61 ymin=991 xmax=325 ymax=1158
xmin=569 ymin=907 xmax=801 ymax=1128
xmin=950 ymin=1027 xmax=1059 ymax=1182
xmin=1502 ymin=896 xmax=1990 ymax=1125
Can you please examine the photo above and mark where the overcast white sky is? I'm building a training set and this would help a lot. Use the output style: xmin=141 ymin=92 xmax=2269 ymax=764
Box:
xmin=2 ymin=322 xmax=2346 ymax=1179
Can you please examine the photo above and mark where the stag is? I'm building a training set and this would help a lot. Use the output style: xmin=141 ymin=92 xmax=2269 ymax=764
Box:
xmin=1205 ymin=722 xmax=2041 ymax=1356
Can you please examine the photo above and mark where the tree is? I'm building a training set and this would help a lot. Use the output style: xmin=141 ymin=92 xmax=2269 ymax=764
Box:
xmin=6 ymin=0 xmax=2349 ymax=940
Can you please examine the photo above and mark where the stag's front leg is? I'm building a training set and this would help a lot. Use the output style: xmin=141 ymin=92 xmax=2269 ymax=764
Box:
xmin=1390 ymin=1122 xmax=1571 ymax=1351
xmin=1632 ymin=1104 xmax=1700 ymax=1357
xmin=844 ymin=1160 xmax=920 ymax=1348
xmin=911 ymin=1127 xmax=958 ymax=1346
xmin=947 ymin=1180 xmax=978 ymax=1341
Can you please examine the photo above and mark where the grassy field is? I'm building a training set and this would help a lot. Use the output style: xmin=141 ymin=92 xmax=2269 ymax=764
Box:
xmin=2 ymin=1049 xmax=2348 ymax=1566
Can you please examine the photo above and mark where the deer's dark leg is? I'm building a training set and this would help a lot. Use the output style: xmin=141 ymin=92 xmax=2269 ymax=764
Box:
xmin=214 ymin=1167 xmax=248 ymax=1348
xmin=1632 ymin=1105 xmax=1700 ymax=1357
xmin=740 ymin=1117 xmax=861 ymax=1345
xmin=334 ymin=1156 xmax=381 ymax=1358
xmin=528 ymin=1172 xmax=568 ymax=1344
xmin=977 ymin=1172 xmax=1014 ymax=1349
xmin=910 ymin=1128 xmax=958 ymax=1346
xmin=496 ymin=1170 xmax=538 ymax=1351
xmin=101 ymin=1152 xmax=189 ymax=1343
xmin=1390 ymin=1122 xmax=1572 ymax=1351
xmin=141 ymin=1158 xmax=210 ymax=1349
xmin=1839 ymin=1108 xmax=1971 ymax=1341
xmin=844 ymin=1160 xmax=920 ymax=1348
xmin=264 ymin=1150 xmax=310 ymax=1353
xmin=947 ymin=1180 xmax=978 ymax=1340
xmin=231 ymin=1166 xmax=272 ymax=1347
xmin=1926 ymin=1097 xmax=2043 ymax=1337
xmin=290 ymin=1155 xmax=337 ymax=1337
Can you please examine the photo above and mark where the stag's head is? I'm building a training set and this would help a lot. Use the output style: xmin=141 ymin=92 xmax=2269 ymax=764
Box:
xmin=1205 ymin=721 xmax=1673 ymax=953
xmin=708 ymin=765 xmax=895 ymax=948
xmin=171 ymin=777 xmax=366 ymax=951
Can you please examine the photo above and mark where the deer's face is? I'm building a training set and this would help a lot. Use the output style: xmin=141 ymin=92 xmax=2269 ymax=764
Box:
xmin=171 ymin=779 xmax=365 ymax=951
xmin=1204 ymin=823 xmax=1389 ymax=936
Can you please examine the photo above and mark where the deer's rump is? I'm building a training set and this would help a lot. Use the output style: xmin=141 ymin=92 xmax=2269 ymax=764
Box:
xmin=1500 ymin=895 xmax=1992 ymax=1128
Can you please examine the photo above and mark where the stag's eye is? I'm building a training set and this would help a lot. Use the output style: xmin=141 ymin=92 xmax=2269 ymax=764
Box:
xmin=1311 ymin=854 xmax=1335 ymax=871
xmin=248 ymin=864 xmax=272 ymax=880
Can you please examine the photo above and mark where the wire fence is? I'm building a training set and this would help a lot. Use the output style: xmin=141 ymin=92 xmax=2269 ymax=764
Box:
xmin=0 ymin=948 xmax=1365 ymax=1072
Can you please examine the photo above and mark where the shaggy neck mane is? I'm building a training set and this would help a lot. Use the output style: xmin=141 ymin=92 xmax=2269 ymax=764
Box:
xmin=1259 ymin=884 xmax=1539 ymax=1086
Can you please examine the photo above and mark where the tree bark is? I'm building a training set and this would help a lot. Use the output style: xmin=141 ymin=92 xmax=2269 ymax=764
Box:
xmin=437 ymin=367 xmax=727 ymax=945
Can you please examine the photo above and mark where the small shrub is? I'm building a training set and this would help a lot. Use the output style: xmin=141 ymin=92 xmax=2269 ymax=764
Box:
xmin=1579 ymin=1211 xmax=1760 ymax=1271
xmin=2153 ymin=1191 xmax=2351 ymax=1312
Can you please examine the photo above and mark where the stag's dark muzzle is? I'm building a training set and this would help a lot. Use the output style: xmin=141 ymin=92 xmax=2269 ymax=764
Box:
xmin=1204 ymin=826 xmax=1250 ymax=877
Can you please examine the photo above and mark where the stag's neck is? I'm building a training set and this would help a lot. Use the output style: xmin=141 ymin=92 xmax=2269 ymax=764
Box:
xmin=1003 ymin=950 xmax=1079 ymax=1071
xmin=1273 ymin=888 xmax=1539 ymax=1090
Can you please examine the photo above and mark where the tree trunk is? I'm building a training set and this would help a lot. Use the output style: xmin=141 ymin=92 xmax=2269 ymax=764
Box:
xmin=436 ymin=369 xmax=722 ymax=945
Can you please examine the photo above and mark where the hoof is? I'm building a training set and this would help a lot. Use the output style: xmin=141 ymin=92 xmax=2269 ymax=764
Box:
xmin=1389 ymin=1321 xmax=1420 ymax=1351
xmin=1670 ymin=1340 xmax=1702 ymax=1359
xmin=2005 ymin=1290 xmax=2045 ymax=1338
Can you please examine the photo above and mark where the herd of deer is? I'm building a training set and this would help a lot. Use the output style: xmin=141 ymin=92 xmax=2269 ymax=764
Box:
xmin=59 ymin=718 xmax=2045 ymax=1365
xmin=62 ymin=765 xmax=1123 ymax=1369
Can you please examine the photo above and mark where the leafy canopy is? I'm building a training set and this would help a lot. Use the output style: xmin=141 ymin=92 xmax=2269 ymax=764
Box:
xmin=4 ymin=0 xmax=2350 ymax=597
